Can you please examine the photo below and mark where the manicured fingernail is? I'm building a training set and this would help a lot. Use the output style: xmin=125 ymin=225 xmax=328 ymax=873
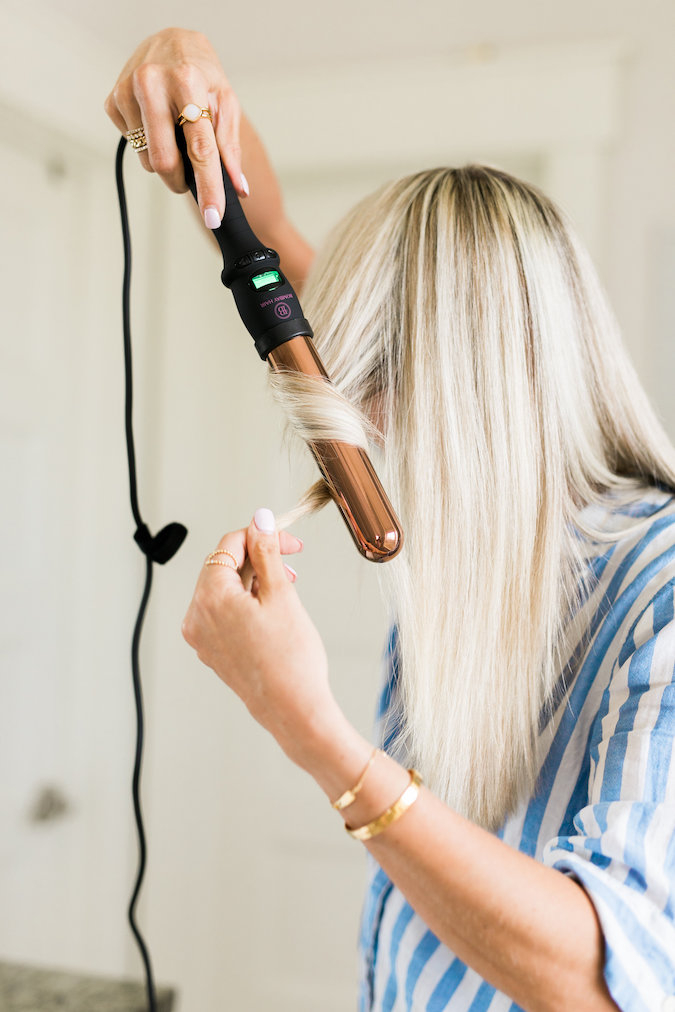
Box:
xmin=204 ymin=206 xmax=221 ymax=229
xmin=254 ymin=507 xmax=276 ymax=534
xmin=294 ymin=536 xmax=304 ymax=550
xmin=284 ymin=564 xmax=297 ymax=580
xmin=240 ymin=172 xmax=250 ymax=197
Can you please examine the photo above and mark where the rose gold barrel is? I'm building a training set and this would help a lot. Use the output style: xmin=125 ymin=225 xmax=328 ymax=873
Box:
xmin=268 ymin=336 xmax=403 ymax=562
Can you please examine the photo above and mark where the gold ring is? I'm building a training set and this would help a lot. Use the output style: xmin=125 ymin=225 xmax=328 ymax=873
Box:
xmin=126 ymin=125 xmax=148 ymax=152
xmin=177 ymin=103 xmax=213 ymax=126
xmin=204 ymin=549 xmax=239 ymax=570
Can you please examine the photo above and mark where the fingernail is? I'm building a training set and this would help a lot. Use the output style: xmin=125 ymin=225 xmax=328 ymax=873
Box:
xmin=254 ymin=507 xmax=276 ymax=534
xmin=204 ymin=206 xmax=221 ymax=229
xmin=240 ymin=172 xmax=250 ymax=197
xmin=294 ymin=536 xmax=304 ymax=550
xmin=284 ymin=564 xmax=297 ymax=580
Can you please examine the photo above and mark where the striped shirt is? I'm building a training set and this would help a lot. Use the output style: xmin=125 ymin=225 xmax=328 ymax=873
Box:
xmin=358 ymin=484 xmax=675 ymax=1012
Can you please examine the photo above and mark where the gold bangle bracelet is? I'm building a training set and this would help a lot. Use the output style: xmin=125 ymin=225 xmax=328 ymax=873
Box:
xmin=345 ymin=769 xmax=423 ymax=841
xmin=331 ymin=746 xmax=381 ymax=811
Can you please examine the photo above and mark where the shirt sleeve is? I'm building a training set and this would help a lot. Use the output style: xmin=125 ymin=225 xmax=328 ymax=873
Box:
xmin=542 ymin=578 xmax=675 ymax=1012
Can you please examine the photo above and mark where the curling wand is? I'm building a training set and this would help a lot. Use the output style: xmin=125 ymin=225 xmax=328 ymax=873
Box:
xmin=175 ymin=127 xmax=403 ymax=563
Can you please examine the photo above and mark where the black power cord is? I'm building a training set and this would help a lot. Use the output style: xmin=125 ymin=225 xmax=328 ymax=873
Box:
xmin=115 ymin=137 xmax=188 ymax=1012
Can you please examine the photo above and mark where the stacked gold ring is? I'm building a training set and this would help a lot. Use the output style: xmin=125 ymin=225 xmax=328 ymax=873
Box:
xmin=126 ymin=126 xmax=148 ymax=152
xmin=204 ymin=549 xmax=239 ymax=570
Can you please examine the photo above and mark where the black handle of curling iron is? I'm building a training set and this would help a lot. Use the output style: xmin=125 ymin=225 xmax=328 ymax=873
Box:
xmin=175 ymin=127 xmax=313 ymax=361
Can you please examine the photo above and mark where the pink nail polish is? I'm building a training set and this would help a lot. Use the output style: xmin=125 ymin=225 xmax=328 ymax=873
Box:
xmin=204 ymin=206 xmax=221 ymax=229
xmin=284 ymin=564 xmax=298 ymax=579
xmin=240 ymin=172 xmax=250 ymax=197
xmin=254 ymin=507 xmax=276 ymax=534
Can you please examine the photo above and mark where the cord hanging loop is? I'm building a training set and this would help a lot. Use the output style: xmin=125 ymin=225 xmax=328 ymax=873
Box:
xmin=134 ymin=522 xmax=188 ymax=564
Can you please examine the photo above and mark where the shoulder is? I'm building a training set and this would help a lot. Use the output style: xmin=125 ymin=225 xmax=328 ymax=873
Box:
xmin=574 ymin=487 xmax=675 ymax=801
xmin=582 ymin=484 xmax=675 ymax=665
xmin=554 ymin=486 xmax=675 ymax=754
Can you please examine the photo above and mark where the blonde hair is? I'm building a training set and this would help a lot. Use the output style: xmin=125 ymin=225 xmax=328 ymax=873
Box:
xmin=272 ymin=165 xmax=675 ymax=830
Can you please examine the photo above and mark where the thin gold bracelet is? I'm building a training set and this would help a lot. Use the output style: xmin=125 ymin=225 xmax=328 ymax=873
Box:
xmin=345 ymin=769 xmax=423 ymax=841
xmin=331 ymin=746 xmax=381 ymax=810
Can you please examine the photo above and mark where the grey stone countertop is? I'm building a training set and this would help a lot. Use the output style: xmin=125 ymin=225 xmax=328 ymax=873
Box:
xmin=0 ymin=961 xmax=176 ymax=1011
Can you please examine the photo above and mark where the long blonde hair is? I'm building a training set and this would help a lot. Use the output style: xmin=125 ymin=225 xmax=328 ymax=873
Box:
xmin=272 ymin=166 xmax=675 ymax=830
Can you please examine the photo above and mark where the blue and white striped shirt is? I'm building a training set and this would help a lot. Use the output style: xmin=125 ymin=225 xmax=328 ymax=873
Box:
xmin=358 ymin=484 xmax=675 ymax=1012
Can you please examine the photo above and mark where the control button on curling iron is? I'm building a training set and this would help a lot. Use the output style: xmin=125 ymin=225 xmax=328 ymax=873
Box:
xmin=235 ymin=254 xmax=252 ymax=269
xmin=252 ymin=250 xmax=267 ymax=261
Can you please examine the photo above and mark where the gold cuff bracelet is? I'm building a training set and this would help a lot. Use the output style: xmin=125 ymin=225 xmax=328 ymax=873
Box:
xmin=345 ymin=769 xmax=423 ymax=841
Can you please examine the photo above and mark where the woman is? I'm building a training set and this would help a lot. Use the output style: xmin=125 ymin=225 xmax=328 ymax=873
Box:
xmin=106 ymin=29 xmax=675 ymax=1012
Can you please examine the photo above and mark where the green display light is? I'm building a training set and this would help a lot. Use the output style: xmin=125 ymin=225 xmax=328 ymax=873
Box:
xmin=251 ymin=270 xmax=281 ymax=290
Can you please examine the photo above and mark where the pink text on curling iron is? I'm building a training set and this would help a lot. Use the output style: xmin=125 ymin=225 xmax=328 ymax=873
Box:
xmin=260 ymin=293 xmax=295 ymax=309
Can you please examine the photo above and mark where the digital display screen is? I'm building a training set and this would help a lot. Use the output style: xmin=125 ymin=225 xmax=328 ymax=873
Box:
xmin=251 ymin=270 xmax=281 ymax=290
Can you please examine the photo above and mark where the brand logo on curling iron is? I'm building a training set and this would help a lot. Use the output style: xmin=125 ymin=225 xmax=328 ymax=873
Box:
xmin=259 ymin=292 xmax=295 ymax=318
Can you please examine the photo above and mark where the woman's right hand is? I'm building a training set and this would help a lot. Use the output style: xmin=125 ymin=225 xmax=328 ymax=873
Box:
xmin=104 ymin=28 xmax=246 ymax=228
xmin=105 ymin=27 xmax=315 ymax=287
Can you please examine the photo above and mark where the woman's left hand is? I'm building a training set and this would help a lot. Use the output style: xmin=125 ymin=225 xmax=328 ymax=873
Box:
xmin=182 ymin=508 xmax=344 ymax=767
